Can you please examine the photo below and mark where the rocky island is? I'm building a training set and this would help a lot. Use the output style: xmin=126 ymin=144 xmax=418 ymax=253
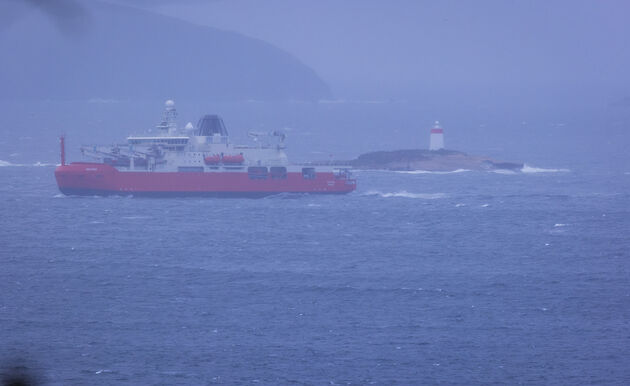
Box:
xmin=348 ymin=148 xmax=523 ymax=172
xmin=345 ymin=121 xmax=523 ymax=172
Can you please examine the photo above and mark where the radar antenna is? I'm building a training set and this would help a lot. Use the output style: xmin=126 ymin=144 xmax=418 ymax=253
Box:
xmin=156 ymin=100 xmax=178 ymax=134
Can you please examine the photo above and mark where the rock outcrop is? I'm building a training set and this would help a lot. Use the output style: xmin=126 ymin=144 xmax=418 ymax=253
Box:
xmin=350 ymin=149 xmax=523 ymax=172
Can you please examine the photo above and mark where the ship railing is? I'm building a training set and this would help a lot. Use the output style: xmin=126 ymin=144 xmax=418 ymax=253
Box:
xmin=80 ymin=144 xmax=159 ymax=161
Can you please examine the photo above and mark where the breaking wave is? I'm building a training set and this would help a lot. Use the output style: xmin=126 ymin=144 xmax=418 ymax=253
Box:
xmin=393 ymin=169 xmax=471 ymax=175
xmin=362 ymin=190 xmax=446 ymax=199
xmin=1 ymin=160 xmax=56 ymax=167
xmin=521 ymin=164 xmax=570 ymax=173
xmin=0 ymin=160 xmax=22 ymax=167
xmin=492 ymin=169 xmax=517 ymax=175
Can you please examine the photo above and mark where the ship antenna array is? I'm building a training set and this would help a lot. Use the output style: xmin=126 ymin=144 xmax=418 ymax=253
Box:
xmin=156 ymin=100 xmax=178 ymax=134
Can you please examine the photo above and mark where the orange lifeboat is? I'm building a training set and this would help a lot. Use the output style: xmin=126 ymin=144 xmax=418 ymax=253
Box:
xmin=204 ymin=154 xmax=221 ymax=165
xmin=222 ymin=154 xmax=245 ymax=164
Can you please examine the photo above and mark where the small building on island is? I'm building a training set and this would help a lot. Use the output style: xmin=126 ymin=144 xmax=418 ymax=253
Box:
xmin=429 ymin=121 xmax=444 ymax=151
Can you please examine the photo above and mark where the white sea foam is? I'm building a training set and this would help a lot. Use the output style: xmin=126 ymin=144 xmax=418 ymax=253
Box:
xmin=1 ymin=160 xmax=56 ymax=167
xmin=363 ymin=190 xmax=446 ymax=199
xmin=492 ymin=169 xmax=517 ymax=175
xmin=0 ymin=160 xmax=21 ymax=167
xmin=394 ymin=169 xmax=470 ymax=175
xmin=521 ymin=164 xmax=570 ymax=173
xmin=549 ymin=224 xmax=569 ymax=235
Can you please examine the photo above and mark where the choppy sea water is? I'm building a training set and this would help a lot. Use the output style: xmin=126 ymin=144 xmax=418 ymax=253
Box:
xmin=1 ymin=165 xmax=629 ymax=385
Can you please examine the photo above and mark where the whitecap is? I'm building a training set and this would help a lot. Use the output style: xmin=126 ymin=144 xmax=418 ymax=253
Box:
xmin=554 ymin=223 xmax=568 ymax=227
xmin=394 ymin=169 xmax=471 ymax=175
xmin=481 ymin=204 xmax=489 ymax=207
xmin=491 ymin=169 xmax=517 ymax=175
xmin=521 ymin=164 xmax=570 ymax=173
xmin=362 ymin=190 xmax=446 ymax=199
xmin=0 ymin=160 xmax=22 ymax=167
xmin=1 ymin=160 xmax=55 ymax=167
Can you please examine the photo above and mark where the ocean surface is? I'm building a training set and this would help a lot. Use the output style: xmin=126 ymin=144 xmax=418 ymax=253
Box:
xmin=1 ymin=164 xmax=630 ymax=385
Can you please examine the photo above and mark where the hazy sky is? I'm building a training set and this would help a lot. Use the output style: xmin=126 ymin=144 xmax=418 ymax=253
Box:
xmin=145 ymin=0 xmax=630 ymax=99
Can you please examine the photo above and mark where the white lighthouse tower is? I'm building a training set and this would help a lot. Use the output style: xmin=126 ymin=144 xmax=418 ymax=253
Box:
xmin=429 ymin=121 xmax=444 ymax=151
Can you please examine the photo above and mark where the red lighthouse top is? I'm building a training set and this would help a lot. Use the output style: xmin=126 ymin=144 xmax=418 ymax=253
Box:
xmin=430 ymin=121 xmax=443 ymax=134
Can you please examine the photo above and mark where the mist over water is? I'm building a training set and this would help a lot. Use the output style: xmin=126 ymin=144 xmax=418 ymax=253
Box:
xmin=2 ymin=98 xmax=628 ymax=173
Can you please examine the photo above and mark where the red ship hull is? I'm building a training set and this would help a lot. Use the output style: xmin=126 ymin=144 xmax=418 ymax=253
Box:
xmin=55 ymin=163 xmax=356 ymax=197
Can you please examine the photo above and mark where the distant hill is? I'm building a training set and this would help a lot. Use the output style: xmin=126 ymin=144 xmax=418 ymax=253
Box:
xmin=0 ymin=0 xmax=331 ymax=101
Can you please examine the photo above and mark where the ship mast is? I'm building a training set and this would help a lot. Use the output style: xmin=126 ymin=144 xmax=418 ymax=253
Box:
xmin=156 ymin=100 xmax=178 ymax=135
xmin=60 ymin=135 xmax=66 ymax=166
